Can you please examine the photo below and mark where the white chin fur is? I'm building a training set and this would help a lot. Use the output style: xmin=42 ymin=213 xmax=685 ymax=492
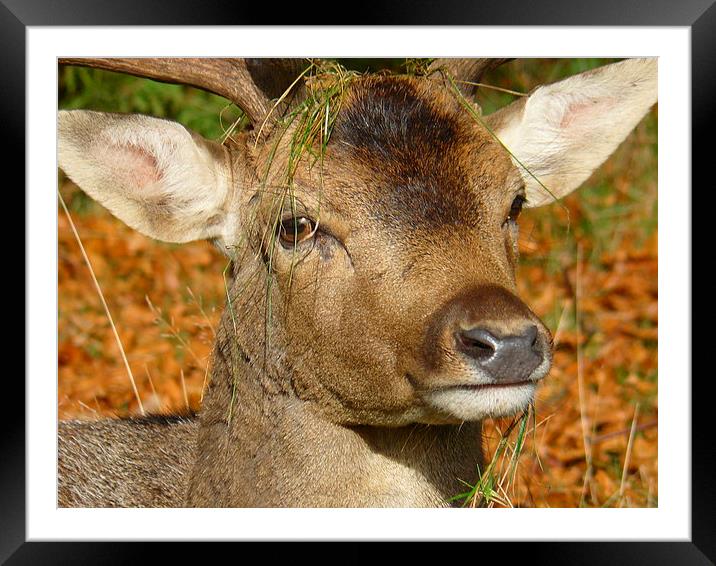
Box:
xmin=423 ymin=383 xmax=536 ymax=422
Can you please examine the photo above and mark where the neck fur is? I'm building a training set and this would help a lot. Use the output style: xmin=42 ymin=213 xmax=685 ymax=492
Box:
xmin=186 ymin=319 xmax=484 ymax=507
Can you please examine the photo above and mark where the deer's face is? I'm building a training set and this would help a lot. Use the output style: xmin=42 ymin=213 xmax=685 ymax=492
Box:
xmin=241 ymin=77 xmax=551 ymax=425
xmin=58 ymin=58 xmax=656 ymax=427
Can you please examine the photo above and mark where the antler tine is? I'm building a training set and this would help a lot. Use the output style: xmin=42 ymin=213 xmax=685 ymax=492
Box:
xmin=59 ymin=58 xmax=310 ymax=126
xmin=429 ymin=58 xmax=514 ymax=97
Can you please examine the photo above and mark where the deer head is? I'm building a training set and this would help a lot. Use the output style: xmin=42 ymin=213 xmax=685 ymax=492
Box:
xmin=58 ymin=57 xmax=657 ymax=431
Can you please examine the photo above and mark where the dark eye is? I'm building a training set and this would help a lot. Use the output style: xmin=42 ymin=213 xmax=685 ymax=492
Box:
xmin=279 ymin=216 xmax=317 ymax=247
xmin=505 ymin=194 xmax=526 ymax=225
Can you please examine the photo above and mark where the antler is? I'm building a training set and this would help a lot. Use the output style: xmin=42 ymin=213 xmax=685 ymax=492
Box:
xmin=59 ymin=58 xmax=310 ymax=126
xmin=429 ymin=58 xmax=514 ymax=97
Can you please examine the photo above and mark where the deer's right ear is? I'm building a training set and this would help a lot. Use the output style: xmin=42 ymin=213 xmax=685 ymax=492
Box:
xmin=58 ymin=110 xmax=237 ymax=244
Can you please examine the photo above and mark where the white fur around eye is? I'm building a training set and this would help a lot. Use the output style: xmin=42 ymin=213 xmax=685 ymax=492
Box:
xmin=507 ymin=219 xmax=519 ymax=255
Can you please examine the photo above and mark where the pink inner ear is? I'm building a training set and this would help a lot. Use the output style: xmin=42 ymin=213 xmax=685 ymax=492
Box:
xmin=560 ymin=97 xmax=616 ymax=129
xmin=100 ymin=143 xmax=163 ymax=195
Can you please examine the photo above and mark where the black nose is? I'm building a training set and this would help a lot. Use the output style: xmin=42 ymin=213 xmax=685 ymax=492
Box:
xmin=456 ymin=325 xmax=543 ymax=383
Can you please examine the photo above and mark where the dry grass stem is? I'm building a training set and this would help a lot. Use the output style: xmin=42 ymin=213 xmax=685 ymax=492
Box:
xmin=58 ymin=190 xmax=145 ymax=416
xmin=575 ymin=242 xmax=596 ymax=506
xmin=619 ymin=403 xmax=641 ymax=507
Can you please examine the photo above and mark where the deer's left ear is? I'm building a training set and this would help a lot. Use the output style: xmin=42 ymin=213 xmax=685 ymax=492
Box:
xmin=485 ymin=58 xmax=657 ymax=208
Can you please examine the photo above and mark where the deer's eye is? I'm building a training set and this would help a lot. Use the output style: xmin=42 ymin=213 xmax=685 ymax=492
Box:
xmin=279 ymin=217 xmax=317 ymax=247
xmin=505 ymin=194 xmax=526 ymax=225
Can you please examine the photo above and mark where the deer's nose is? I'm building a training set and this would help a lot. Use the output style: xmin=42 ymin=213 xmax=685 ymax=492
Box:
xmin=456 ymin=325 xmax=542 ymax=383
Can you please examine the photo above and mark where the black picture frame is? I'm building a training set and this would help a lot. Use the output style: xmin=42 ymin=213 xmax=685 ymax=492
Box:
xmin=9 ymin=0 xmax=704 ymax=562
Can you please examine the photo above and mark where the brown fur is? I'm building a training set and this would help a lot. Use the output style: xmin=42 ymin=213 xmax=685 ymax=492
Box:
xmin=184 ymin=76 xmax=547 ymax=506
xmin=58 ymin=416 xmax=197 ymax=507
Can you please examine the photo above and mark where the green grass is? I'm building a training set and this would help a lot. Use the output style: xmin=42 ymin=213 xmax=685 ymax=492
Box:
xmin=59 ymin=66 xmax=243 ymax=140
xmin=450 ymin=408 xmax=532 ymax=507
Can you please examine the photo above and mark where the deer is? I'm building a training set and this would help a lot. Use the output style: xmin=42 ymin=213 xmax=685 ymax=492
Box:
xmin=57 ymin=57 xmax=657 ymax=508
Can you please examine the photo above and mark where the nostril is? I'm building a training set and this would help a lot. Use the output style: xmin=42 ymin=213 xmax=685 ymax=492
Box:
xmin=457 ymin=328 xmax=498 ymax=360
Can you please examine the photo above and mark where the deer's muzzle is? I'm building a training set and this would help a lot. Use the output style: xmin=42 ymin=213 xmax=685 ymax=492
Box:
xmin=421 ymin=285 xmax=552 ymax=388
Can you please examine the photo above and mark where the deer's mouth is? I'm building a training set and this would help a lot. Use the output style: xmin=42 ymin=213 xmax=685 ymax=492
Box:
xmin=417 ymin=380 xmax=537 ymax=422
xmin=440 ymin=380 xmax=536 ymax=390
